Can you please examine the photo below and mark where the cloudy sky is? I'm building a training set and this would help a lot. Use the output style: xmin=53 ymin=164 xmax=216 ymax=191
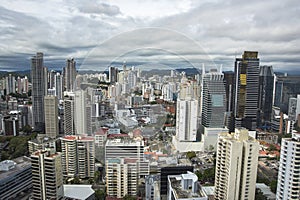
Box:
xmin=0 ymin=0 xmax=299 ymax=72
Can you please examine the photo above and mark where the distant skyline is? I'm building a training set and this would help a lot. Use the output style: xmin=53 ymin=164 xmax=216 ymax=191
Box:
xmin=0 ymin=0 xmax=299 ymax=73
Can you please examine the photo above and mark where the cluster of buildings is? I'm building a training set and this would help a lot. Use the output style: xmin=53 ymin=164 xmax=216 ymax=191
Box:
xmin=0 ymin=50 xmax=300 ymax=200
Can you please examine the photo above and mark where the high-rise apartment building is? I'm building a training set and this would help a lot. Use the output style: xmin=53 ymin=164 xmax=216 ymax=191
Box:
xmin=105 ymin=138 xmax=149 ymax=176
xmin=175 ymin=99 xmax=198 ymax=142
xmin=64 ymin=58 xmax=77 ymax=91
xmin=233 ymin=51 xmax=260 ymax=131
xmin=31 ymin=52 xmax=46 ymax=132
xmin=5 ymin=74 xmax=15 ymax=94
xmin=276 ymin=133 xmax=300 ymax=200
xmin=106 ymin=158 xmax=139 ymax=198
xmin=61 ymin=135 xmax=95 ymax=178
xmin=74 ymin=90 xmax=87 ymax=135
xmin=44 ymin=95 xmax=58 ymax=138
xmin=214 ymin=128 xmax=259 ymax=200
xmin=31 ymin=150 xmax=64 ymax=200
xmin=258 ymin=65 xmax=274 ymax=127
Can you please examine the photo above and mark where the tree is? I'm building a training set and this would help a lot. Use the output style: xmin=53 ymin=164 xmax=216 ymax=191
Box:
xmin=186 ymin=151 xmax=196 ymax=159
xmin=269 ymin=180 xmax=277 ymax=194
xmin=123 ymin=195 xmax=136 ymax=200
xmin=94 ymin=171 xmax=100 ymax=184
xmin=255 ymin=188 xmax=267 ymax=200
xmin=22 ymin=125 xmax=32 ymax=134
xmin=95 ymin=189 xmax=106 ymax=200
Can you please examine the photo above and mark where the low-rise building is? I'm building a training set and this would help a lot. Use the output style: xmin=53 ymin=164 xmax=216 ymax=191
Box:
xmin=0 ymin=157 xmax=32 ymax=200
xmin=167 ymin=172 xmax=207 ymax=200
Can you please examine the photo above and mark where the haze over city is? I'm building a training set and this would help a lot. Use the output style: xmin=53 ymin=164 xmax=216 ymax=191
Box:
xmin=0 ymin=0 xmax=300 ymax=72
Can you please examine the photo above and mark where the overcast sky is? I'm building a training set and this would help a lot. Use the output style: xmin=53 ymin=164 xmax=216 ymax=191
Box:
xmin=0 ymin=0 xmax=299 ymax=72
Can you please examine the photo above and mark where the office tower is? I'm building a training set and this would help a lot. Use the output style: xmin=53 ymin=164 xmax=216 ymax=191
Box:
xmin=258 ymin=66 xmax=274 ymax=127
xmin=31 ymin=52 xmax=45 ymax=132
xmin=5 ymin=74 xmax=15 ymax=94
xmin=223 ymin=71 xmax=235 ymax=132
xmin=233 ymin=51 xmax=260 ymax=130
xmin=0 ymin=157 xmax=32 ymax=200
xmin=109 ymin=66 xmax=118 ymax=83
xmin=44 ymin=95 xmax=58 ymax=138
xmin=276 ymin=133 xmax=300 ymax=199
xmin=64 ymin=93 xmax=75 ymax=135
xmin=214 ymin=128 xmax=259 ymax=200
xmin=105 ymin=138 xmax=149 ymax=176
xmin=201 ymin=69 xmax=226 ymax=128
xmin=106 ymin=158 xmax=139 ymax=198
xmin=54 ymin=72 xmax=63 ymax=100
xmin=61 ymin=135 xmax=95 ymax=178
xmin=175 ymin=99 xmax=198 ymax=142
xmin=64 ymin=58 xmax=77 ymax=91
xmin=31 ymin=150 xmax=64 ymax=200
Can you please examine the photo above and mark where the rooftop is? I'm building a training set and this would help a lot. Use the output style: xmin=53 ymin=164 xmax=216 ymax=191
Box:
xmin=0 ymin=156 xmax=31 ymax=180
xmin=106 ymin=138 xmax=144 ymax=146
xmin=64 ymin=185 xmax=95 ymax=200
xmin=169 ymin=173 xmax=206 ymax=199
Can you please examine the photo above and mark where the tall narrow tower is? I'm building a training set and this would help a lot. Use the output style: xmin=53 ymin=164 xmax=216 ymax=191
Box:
xmin=64 ymin=58 xmax=77 ymax=91
xmin=258 ymin=65 xmax=274 ymax=127
xmin=175 ymin=99 xmax=198 ymax=142
xmin=233 ymin=51 xmax=259 ymax=130
xmin=44 ymin=95 xmax=58 ymax=138
xmin=31 ymin=52 xmax=46 ymax=132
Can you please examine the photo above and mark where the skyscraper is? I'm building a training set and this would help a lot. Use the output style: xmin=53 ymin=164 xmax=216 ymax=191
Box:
xmin=31 ymin=150 xmax=64 ymax=200
xmin=64 ymin=93 xmax=75 ymax=135
xmin=74 ymin=90 xmax=87 ymax=135
xmin=109 ymin=66 xmax=118 ymax=84
xmin=54 ymin=72 xmax=63 ymax=100
xmin=175 ymin=99 xmax=198 ymax=142
xmin=214 ymin=128 xmax=259 ymax=200
xmin=201 ymin=69 xmax=226 ymax=128
xmin=233 ymin=51 xmax=260 ymax=130
xmin=276 ymin=133 xmax=300 ymax=200
xmin=64 ymin=58 xmax=77 ymax=91
xmin=5 ymin=74 xmax=15 ymax=94
xmin=44 ymin=95 xmax=58 ymax=138
xmin=258 ymin=65 xmax=274 ymax=127
xmin=31 ymin=52 xmax=46 ymax=132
